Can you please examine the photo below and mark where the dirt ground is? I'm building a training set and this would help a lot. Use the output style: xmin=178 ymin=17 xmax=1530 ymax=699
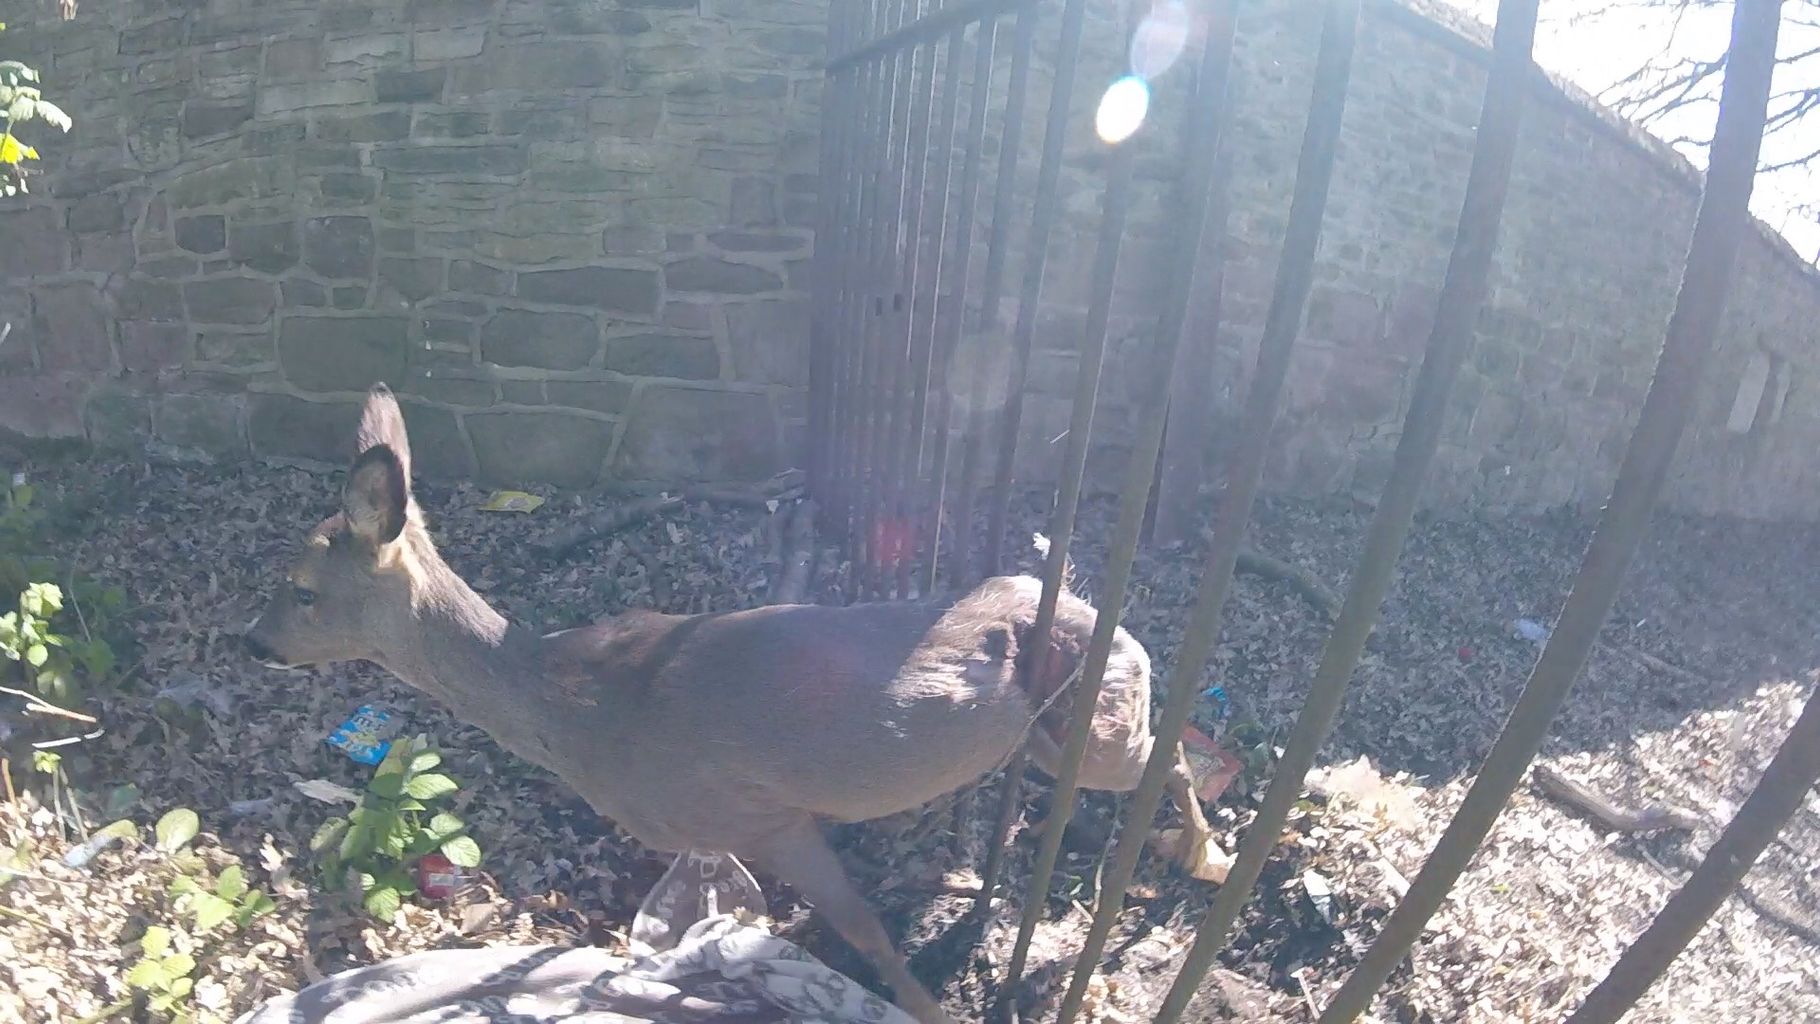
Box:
xmin=2 ymin=451 xmax=1816 ymax=1023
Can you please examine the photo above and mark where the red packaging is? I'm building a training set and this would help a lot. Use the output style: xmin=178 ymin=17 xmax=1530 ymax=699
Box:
xmin=1181 ymin=724 xmax=1243 ymax=804
xmin=417 ymin=853 xmax=461 ymax=900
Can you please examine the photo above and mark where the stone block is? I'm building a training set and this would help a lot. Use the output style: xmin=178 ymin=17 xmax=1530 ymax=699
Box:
xmin=284 ymin=280 xmax=331 ymax=307
xmin=517 ymin=266 xmax=660 ymax=314
xmin=603 ymin=225 xmax=666 ymax=256
xmin=166 ymin=158 xmax=293 ymax=209
xmin=480 ymin=308 xmax=599 ymax=370
xmin=119 ymin=321 xmax=190 ymax=372
xmin=181 ymin=100 xmax=253 ymax=139
xmin=158 ymin=392 xmax=245 ymax=454
xmin=318 ymin=173 xmax=380 ymax=204
xmin=0 ymin=207 xmax=69 ymax=277
xmin=74 ymin=231 xmax=137 ymax=275
xmin=451 ymin=42 xmax=619 ymax=93
xmin=377 ymin=67 xmax=446 ymax=104
xmin=414 ymin=111 xmax=490 ymax=138
xmin=379 ymin=258 xmax=446 ymax=303
xmin=604 ymin=334 xmax=719 ymax=380
xmin=326 ymin=33 xmax=408 ymax=66
xmin=303 ymin=216 xmax=376 ymax=278
xmin=708 ymin=230 xmax=807 ymax=254
xmin=117 ymin=278 xmax=186 ymax=322
xmin=544 ymin=380 xmax=634 ymax=415
xmin=615 ymin=386 xmax=780 ymax=482
xmin=84 ymin=384 xmax=153 ymax=449
xmin=449 ymin=260 xmax=511 ymax=295
xmin=263 ymin=38 xmax=323 ymax=79
xmin=0 ymin=374 xmax=86 ymax=439
xmin=175 ymin=215 xmax=226 ymax=253
xmin=229 ymin=220 xmax=300 ymax=273
xmin=34 ymin=282 xmax=113 ymax=372
xmin=403 ymin=374 xmax=494 ymax=408
xmin=728 ymin=177 xmax=776 ymax=226
xmin=467 ymin=411 xmax=615 ymax=488
xmin=312 ymin=111 xmax=412 ymax=142
xmin=278 ymin=316 xmax=410 ymax=392
xmin=248 ymin=392 xmax=360 ymax=464
xmin=195 ymin=329 xmax=276 ymax=367
xmin=664 ymin=258 xmax=783 ymax=295
xmin=724 ymin=298 xmax=808 ymax=385
xmin=259 ymin=79 xmax=373 ymax=116
xmin=398 ymin=401 xmax=473 ymax=479
xmin=547 ymin=2 xmax=651 ymax=34
xmin=333 ymin=286 xmax=370 ymax=309
xmin=67 ymin=194 xmax=126 ymax=234
xmin=499 ymin=380 xmax=543 ymax=404
xmin=370 ymin=144 xmax=527 ymax=176
xmin=414 ymin=27 xmax=488 ymax=61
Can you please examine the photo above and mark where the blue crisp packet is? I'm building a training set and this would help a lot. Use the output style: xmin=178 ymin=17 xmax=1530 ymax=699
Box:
xmin=327 ymin=704 xmax=398 ymax=766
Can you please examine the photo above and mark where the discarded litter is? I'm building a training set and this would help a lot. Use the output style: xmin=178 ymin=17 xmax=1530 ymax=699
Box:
xmin=62 ymin=820 xmax=139 ymax=869
xmin=294 ymin=779 xmax=362 ymax=805
xmin=228 ymin=797 xmax=276 ymax=817
xmin=416 ymin=851 xmax=465 ymax=900
xmin=1181 ymin=724 xmax=1243 ymax=804
xmin=1301 ymin=869 xmax=1335 ymax=924
xmin=1513 ymin=618 xmax=1550 ymax=643
xmin=326 ymin=704 xmax=400 ymax=766
xmin=478 ymin=490 xmax=545 ymax=514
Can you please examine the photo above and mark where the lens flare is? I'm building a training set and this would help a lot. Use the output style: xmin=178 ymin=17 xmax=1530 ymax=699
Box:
xmin=1130 ymin=0 xmax=1192 ymax=79
xmin=1095 ymin=75 xmax=1150 ymax=145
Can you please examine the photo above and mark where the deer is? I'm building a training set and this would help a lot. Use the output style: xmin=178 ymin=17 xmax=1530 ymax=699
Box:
xmin=242 ymin=384 xmax=1224 ymax=1024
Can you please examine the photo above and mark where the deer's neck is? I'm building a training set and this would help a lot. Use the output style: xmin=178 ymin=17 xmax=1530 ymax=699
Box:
xmin=381 ymin=544 xmax=576 ymax=773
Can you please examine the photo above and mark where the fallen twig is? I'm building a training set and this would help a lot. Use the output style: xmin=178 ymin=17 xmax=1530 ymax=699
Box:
xmin=1199 ymin=531 xmax=1341 ymax=619
xmin=0 ymin=685 xmax=98 ymax=724
xmin=1531 ymin=764 xmax=1704 ymax=833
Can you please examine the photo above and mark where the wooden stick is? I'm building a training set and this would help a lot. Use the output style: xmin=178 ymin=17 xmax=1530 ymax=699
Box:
xmin=1532 ymin=765 xmax=1704 ymax=833
xmin=0 ymin=685 xmax=98 ymax=724
xmin=769 ymin=501 xmax=819 ymax=606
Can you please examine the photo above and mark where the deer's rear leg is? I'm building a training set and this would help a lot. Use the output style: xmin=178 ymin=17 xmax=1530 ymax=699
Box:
xmin=746 ymin=818 xmax=956 ymax=1024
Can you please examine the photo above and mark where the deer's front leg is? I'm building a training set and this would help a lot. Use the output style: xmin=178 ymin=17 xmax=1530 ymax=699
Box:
xmin=746 ymin=817 xmax=957 ymax=1024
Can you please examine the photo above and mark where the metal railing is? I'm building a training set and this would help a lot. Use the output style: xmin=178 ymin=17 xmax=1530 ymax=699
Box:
xmin=807 ymin=0 xmax=1809 ymax=1021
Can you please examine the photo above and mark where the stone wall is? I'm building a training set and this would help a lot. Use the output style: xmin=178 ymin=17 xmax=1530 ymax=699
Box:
xmin=5 ymin=0 xmax=1820 ymax=520
xmin=0 ymin=0 xmax=822 ymax=488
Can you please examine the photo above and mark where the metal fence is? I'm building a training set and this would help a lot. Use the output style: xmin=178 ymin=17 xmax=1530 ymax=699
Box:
xmin=808 ymin=0 xmax=1813 ymax=1021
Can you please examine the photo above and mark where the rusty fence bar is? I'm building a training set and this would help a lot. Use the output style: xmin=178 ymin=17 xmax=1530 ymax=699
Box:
xmin=1053 ymin=2 xmax=1364 ymax=1021
xmin=864 ymin=1 xmax=943 ymax=600
xmin=1566 ymin=682 xmax=1819 ymax=1024
xmin=993 ymin=0 xmax=1245 ymax=1004
xmin=921 ymin=16 xmax=1001 ymax=595
xmin=851 ymin=0 xmax=920 ymax=599
xmin=1153 ymin=0 xmax=1541 ymax=1018
xmin=951 ymin=4 xmax=1040 ymax=591
xmin=978 ymin=0 xmax=1093 ymax=578
xmin=809 ymin=3 xmax=855 ymax=511
xmin=1316 ymin=0 xmax=1784 ymax=1019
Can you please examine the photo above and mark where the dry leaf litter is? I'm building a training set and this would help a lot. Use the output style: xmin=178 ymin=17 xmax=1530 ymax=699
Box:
xmin=0 ymin=453 xmax=1815 ymax=1023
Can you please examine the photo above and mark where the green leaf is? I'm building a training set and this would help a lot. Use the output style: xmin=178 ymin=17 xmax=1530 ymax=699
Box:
xmin=190 ymin=892 xmax=233 ymax=932
xmin=404 ymin=774 xmax=458 ymax=801
xmin=236 ymin=890 xmax=277 ymax=927
xmin=362 ymin=884 xmax=401 ymax=921
xmin=24 ymin=642 xmax=46 ymax=667
xmin=367 ymin=772 xmax=405 ymax=800
xmin=125 ymin=958 xmax=165 ymax=990
xmin=140 ymin=926 xmax=171 ymax=957
xmin=154 ymin=808 xmax=200 ymax=853
xmin=426 ymin=812 xmax=464 ymax=840
xmin=338 ymin=822 xmax=374 ymax=863
xmin=168 ymin=976 xmax=193 ymax=999
xmin=408 ymin=750 xmax=442 ymax=773
xmin=97 ymin=818 xmax=138 ymax=841
xmin=148 ymin=993 xmax=175 ymax=1013
xmin=440 ymin=835 xmax=481 ymax=868
xmin=310 ymin=817 xmax=348 ymax=853
xmin=167 ymin=874 xmax=200 ymax=896
xmin=160 ymin=952 xmax=196 ymax=982
xmin=215 ymin=864 xmax=247 ymax=901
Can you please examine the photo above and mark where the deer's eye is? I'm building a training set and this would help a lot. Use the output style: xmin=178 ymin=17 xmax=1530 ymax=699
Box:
xmin=293 ymin=585 xmax=317 ymax=607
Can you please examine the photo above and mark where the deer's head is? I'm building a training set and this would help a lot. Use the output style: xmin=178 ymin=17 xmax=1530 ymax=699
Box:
xmin=243 ymin=384 xmax=426 ymax=671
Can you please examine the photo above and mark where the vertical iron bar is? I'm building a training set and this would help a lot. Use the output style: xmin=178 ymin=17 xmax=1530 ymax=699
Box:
xmin=1054 ymin=3 xmax=1363 ymax=1021
xmin=1317 ymin=0 xmax=1782 ymax=1018
xmin=1150 ymin=0 xmax=1539 ymax=1018
xmin=952 ymin=4 xmax=1039 ymax=590
xmin=999 ymin=124 xmax=1141 ymax=1004
xmin=993 ymin=0 xmax=1244 ymax=999
xmin=832 ymin=1 xmax=888 ymax=566
xmin=874 ymin=7 xmax=944 ymax=600
xmin=897 ymin=19 xmax=969 ymax=599
xmin=978 ymin=0 xmax=1092 ymax=578
xmin=1566 ymin=683 xmax=1818 ymax=1024
xmin=844 ymin=0 xmax=909 ymax=597
xmin=857 ymin=0 xmax=927 ymax=601
xmin=811 ymin=3 xmax=859 ymax=513
xmin=921 ymin=14 xmax=1003 ymax=595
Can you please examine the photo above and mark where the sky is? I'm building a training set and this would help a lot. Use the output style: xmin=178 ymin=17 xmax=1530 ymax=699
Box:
xmin=1444 ymin=0 xmax=1820 ymax=262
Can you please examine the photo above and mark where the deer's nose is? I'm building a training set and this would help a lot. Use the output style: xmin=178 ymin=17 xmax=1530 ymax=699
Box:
xmin=242 ymin=632 xmax=276 ymax=663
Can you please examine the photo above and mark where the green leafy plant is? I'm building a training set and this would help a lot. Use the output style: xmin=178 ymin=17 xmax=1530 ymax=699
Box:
xmin=123 ymin=926 xmax=197 ymax=1023
xmin=0 ymin=22 xmax=73 ymax=197
xmin=311 ymin=735 xmax=480 ymax=920
xmin=0 ymin=580 xmax=117 ymax=707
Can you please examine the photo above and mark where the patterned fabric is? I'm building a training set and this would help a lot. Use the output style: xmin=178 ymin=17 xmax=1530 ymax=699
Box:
xmin=234 ymin=916 xmax=915 ymax=1024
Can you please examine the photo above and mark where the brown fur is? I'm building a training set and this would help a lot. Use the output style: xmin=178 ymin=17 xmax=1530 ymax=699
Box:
xmin=242 ymin=384 xmax=1214 ymax=1024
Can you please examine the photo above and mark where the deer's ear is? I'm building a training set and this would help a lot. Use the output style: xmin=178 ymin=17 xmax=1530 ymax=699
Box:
xmin=343 ymin=443 xmax=410 ymax=546
xmin=355 ymin=383 xmax=413 ymax=483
